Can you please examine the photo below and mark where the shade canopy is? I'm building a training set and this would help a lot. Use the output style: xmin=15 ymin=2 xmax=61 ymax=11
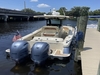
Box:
xmin=33 ymin=14 xmax=69 ymax=19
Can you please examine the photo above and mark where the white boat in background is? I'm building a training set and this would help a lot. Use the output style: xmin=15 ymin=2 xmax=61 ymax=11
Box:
xmin=5 ymin=10 xmax=76 ymax=65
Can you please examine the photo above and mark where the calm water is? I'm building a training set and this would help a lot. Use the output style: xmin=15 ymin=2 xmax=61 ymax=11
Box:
xmin=0 ymin=20 xmax=96 ymax=75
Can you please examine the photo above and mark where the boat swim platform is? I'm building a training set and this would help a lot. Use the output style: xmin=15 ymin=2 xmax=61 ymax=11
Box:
xmin=81 ymin=28 xmax=100 ymax=75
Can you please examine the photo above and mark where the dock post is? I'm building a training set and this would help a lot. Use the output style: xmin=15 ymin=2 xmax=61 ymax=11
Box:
xmin=74 ymin=7 xmax=89 ymax=62
xmin=4 ymin=15 xmax=8 ymax=22
xmin=27 ymin=16 xmax=29 ymax=21
xmin=97 ymin=18 xmax=100 ymax=32
xmin=74 ymin=16 xmax=88 ymax=62
xmin=77 ymin=17 xmax=80 ymax=32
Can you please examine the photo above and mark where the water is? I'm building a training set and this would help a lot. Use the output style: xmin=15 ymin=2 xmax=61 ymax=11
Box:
xmin=87 ymin=20 xmax=98 ymax=28
xmin=0 ymin=20 xmax=96 ymax=75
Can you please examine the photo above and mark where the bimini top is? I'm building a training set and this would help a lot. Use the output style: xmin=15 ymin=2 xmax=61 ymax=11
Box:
xmin=33 ymin=14 xmax=69 ymax=19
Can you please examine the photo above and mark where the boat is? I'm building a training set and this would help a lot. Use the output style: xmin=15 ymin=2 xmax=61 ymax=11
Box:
xmin=5 ymin=11 xmax=76 ymax=65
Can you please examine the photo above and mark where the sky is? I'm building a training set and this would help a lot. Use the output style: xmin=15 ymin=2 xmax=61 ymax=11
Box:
xmin=0 ymin=0 xmax=100 ymax=12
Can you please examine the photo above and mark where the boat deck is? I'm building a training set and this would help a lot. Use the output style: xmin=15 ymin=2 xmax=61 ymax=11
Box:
xmin=81 ymin=28 xmax=100 ymax=75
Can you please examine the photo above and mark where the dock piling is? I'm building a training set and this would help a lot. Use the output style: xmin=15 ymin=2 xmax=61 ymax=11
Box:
xmin=74 ymin=7 xmax=89 ymax=62
xmin=97 ymin=18 xmax=100 ymax=32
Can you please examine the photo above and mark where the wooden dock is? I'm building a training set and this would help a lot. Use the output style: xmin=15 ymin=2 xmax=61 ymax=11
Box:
xmin=81 ymin=28 xmax=100 ymax=75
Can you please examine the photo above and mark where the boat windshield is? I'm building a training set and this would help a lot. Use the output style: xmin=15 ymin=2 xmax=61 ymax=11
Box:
xmin=46 ymin=19 xmax=62 ymax=27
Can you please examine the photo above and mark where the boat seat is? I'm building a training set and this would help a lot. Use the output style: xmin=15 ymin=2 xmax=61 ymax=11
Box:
xmin=58 ymin=26 xmax=69 ymax=39
xmin=41 ymin=26 xmax=59 ymax=37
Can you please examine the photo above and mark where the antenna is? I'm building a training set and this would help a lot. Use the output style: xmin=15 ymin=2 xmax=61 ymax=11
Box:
xmin=50 ymin=9 xmax=51 ymax=12
xmin=62 ymin=8 xmax=65 ymax=16
xmin=24 ymin=1 xmax=26 ymax=12
xmin=49 ymin=9 xmax=52 ymax=15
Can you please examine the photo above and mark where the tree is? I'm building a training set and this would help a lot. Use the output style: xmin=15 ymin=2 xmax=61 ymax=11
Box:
xmin=66 ymin=11 xmax=73 ymax=16
xmin=21 ymin=8 xmax=36 ymax=14
xmin=21 ymin=8 xmax=46 ymax=15
xmin=89 ymin=11 xmax=94 ymax=15
xmin=36 ymin=12 xmax=46 ymax=15
xmin=93 ymin=9 xmax=100 ymax=15
xmin=71 ymin=7 xmax=81 ymax=17
xmin=47 ymin=12 xmax=52 ymax=15
xmin=80 ymin=7 xmax=90 ymax=16
xmin=57 ymin=7 xmax=67 ymax=15
xmin=70 ymin=6 xmax=90 ymax=17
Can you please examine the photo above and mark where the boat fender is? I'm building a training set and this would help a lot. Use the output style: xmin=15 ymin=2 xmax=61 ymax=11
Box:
xmin=76 ymin=31 xmax=84 ymax=42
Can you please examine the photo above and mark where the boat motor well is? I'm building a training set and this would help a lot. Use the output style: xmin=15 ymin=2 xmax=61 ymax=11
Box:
xmin=31 ymin=42 xmax=49 ymax=64
xmin=10 ymin=40 xmax=29 ymax=63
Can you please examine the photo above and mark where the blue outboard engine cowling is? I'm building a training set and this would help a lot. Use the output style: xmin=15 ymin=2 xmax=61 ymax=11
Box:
xmin=10 ymin=40 xmax=29 ymax=64
xmin=31 ymin=42 xmax=49 ymax=65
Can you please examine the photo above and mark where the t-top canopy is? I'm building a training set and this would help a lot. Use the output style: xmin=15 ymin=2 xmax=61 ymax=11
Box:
xmin=33 ymin=14 xmax=69 ymax=19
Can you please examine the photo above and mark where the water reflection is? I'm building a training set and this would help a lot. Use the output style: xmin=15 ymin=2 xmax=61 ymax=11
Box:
xmin=10 ymin=65 xmax=30 ymax=75
xmin=32 ymin=66 xmax=49 ymax=75
xmin=10 ymin=58 xmax=71 ymax=75
xmin=74 ymin=61 xmax=82 ymax=75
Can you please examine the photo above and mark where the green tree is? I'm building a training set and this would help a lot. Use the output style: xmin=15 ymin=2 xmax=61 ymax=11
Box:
xmin=21 ymin=8 xmax=36 ymax=14
xmin=47 ymin=12 xmax=52 ymax=15
xmin=89 ymin=11 xmax=94 ymax=15
xmin=36 ymin=12 xmax=46 ymax=15
xmin=80 ymin=7 xmax=90 ymax=16
xmin=70 ymin=6 xmax=90 ymax=16
xmin=93 ymin=9 xmax=100 ymax=15
xmin=71 ymin=7 xmax=81 ymax=17
xmin=66 ymin=11 xmax=73 ymax=16
xmin=57 ymin=7 xmax=67 ymax=15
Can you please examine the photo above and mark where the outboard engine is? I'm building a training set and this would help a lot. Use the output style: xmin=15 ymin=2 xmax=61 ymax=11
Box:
xmin=10 ymin=40 xmax=29 ymax=64
xmin=31 ymin=42 xmax=49 ymax=65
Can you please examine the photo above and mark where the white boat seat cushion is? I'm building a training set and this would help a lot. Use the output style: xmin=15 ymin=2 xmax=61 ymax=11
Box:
xmin=58 ymin=26 xmax=69 ymax=39
xmin=41 ymin=26 xmax=59 ymax=37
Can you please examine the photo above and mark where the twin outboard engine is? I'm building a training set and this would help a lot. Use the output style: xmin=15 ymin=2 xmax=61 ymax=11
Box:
xmin=10 ymin=40 xmax=29 ymax=64
xmin=31 ymin=42 xmax=49 ymax=65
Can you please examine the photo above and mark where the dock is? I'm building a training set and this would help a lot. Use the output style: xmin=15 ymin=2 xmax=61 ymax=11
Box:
xmin=81 ymin=28 xmax=100 ymax=75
